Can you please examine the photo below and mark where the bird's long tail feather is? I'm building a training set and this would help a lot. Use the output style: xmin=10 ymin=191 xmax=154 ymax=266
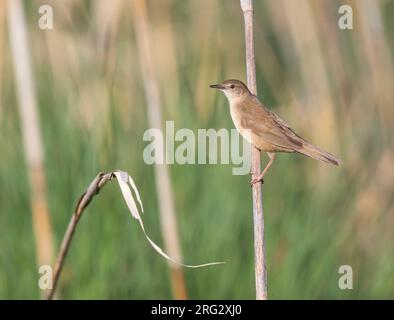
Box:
xmin=298 ymin=143 xmax=342 ymax=166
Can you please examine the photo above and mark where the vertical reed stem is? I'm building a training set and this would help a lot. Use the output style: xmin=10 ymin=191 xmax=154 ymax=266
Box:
xmin=240 ymin=0 xmax=268 ymax=300
xmin=131 ymin=0 xmax=187 ymax=300
xmin=7 ymin=0 xmax=54 ymax=297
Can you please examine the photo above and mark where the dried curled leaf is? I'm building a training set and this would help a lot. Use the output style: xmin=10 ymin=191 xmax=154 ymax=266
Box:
xmin=114 ymin=170 xmax=225 ymax=268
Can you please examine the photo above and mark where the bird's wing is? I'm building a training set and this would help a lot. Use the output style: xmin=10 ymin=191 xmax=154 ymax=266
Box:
xmin=240 ymin=97 xmax=305 ymax=151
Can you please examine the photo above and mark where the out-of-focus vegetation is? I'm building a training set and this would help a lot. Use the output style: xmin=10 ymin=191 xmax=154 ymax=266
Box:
xmin=1 ymin=0 xmax=394 ymax=299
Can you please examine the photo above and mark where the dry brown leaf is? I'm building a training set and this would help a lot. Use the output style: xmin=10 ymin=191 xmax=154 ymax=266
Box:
xmin=114 ymin=171 xmax=225 ymax=268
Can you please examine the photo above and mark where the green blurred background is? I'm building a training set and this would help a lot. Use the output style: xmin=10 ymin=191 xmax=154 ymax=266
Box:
xmin=1 ymin=0 xmax=394 ymax=299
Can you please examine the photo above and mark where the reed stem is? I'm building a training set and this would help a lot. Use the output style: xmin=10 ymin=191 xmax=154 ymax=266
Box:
xmin=131 ymin=0 xmax=187 ymax=300
xmin=240 ymin=0 xmax=268 ymax=300
xmin=46 ymin=172 xmax=114 ymax=300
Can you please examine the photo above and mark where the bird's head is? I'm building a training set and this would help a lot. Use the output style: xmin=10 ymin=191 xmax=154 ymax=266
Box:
xmin=210 ymin=79 xmax=250 ymax=100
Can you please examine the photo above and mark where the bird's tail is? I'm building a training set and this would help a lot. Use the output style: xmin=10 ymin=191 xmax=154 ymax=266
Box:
xmin=298 ymin=142 xmax=343 ymax=166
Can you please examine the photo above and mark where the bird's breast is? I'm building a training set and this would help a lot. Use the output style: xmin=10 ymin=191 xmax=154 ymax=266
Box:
xmin=229 ymin=103 xmax=253 ymax=144
xmin=229 ymin=101 xmax=284 ymax=152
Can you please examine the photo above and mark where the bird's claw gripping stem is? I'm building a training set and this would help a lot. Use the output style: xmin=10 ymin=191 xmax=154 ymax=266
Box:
xmin=250 ymin=173 xmax=264 ymax=186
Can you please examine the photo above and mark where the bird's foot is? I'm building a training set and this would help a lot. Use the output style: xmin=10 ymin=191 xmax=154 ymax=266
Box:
xmin=250 ymin=174 xmax=264 ymax=186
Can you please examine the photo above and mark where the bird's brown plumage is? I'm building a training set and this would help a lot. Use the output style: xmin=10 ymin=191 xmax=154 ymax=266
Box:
xmin=238 ymin=95 xmax=342 ymax=165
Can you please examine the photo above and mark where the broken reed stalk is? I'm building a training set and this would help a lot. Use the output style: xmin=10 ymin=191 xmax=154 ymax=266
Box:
xmin=240 ymin=0 xmax=268 ymax=300
xmin=131 ymin=0 xmax=187 ymax=300
xmin=46 ymin=172 xmax=114 ymax=300
xmin=7 ymin=0 xmax=55 ymax=287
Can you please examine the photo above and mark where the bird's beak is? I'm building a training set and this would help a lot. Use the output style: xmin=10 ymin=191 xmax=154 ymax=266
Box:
xmin=209 ymin=83 xmax=225 ymax=90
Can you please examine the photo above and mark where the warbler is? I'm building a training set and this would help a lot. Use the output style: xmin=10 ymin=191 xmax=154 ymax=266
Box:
xmin=210 ymin=79 xmax=342 ymax=184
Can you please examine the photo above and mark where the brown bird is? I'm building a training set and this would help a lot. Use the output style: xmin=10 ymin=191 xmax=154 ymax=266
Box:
xmin=210 ymin=79 xmax=342 ymax=185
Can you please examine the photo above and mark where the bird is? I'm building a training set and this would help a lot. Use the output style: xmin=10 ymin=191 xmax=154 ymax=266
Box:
xmin=210 ymin=79 xmax=342 ymax=185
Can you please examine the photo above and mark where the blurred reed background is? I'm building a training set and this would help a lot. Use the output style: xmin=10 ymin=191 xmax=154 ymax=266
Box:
xmin=0 ymin=0 xmax=393 ymax=299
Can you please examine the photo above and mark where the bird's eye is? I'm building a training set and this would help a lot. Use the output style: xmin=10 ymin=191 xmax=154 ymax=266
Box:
xmin=230 ymin=84 xmax=235 ymax=89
